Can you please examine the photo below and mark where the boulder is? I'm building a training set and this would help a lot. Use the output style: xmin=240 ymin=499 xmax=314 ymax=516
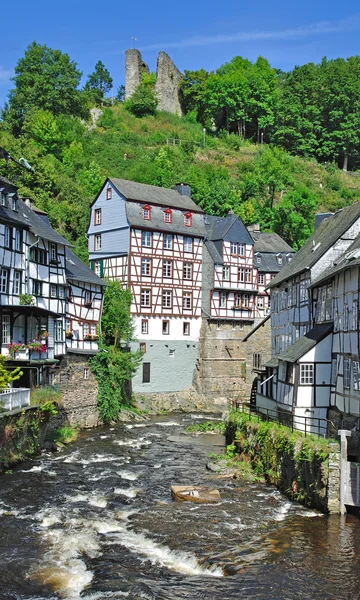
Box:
xmin=171 ymin=485 xmax=221 ymax=503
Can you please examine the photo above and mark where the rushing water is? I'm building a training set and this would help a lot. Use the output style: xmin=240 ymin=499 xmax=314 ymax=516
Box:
xmin=0 ymin=414 xmax=360 ymax=600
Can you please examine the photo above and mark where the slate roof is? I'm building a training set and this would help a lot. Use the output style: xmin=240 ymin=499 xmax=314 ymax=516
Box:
xmin=204 ymin=214 xmax=254 ymax=264
xmin=276 ymin=323 xmax=333 ymax=363
xmin=310 ymin=234 xmax=360 ymax=288
xmin=251 ymin=231 xmax=294 ymax=253
xmin=125 ymin=202 xmax=206 ymax=237
xmin=256 ymin=254 xmax=292 ymax=274
xmin=109 ymin=178 xmax=202 ymax=212
xmin=0 ymin=196 xmax=70 ymax=246
xmin=267 ymin=202 xmax=360 ymax=289
xmin=65 ymin=248 xmax=105 ymax=286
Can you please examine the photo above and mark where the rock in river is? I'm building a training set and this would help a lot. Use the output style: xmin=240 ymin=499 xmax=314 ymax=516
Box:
xmin=171 ymin=485 xmax=221 ymax=503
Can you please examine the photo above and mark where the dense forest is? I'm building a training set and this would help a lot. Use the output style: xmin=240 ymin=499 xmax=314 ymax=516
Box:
xmin=1 ymin=42 xmax=360 ymax=260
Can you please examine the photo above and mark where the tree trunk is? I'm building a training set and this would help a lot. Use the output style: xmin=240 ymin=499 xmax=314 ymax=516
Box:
xmin=343 ymin=152 xmax=348 ymax=172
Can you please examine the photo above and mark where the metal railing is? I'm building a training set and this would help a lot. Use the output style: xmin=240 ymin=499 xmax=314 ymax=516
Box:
xmin=0 ymin=388 xmax=31 ymax=411
xmin=235 ymin=402 xmax=331 ymax=438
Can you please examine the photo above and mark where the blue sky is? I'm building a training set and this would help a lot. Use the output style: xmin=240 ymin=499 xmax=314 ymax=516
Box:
xmin=1 ymin=0 xmax=359 ymax=109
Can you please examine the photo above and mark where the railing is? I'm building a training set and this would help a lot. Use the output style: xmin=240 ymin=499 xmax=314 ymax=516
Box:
xmin=235 ymin=402 xmax=331 ymax=438
xmin=0 ymin=388 xmax=31 ymax=411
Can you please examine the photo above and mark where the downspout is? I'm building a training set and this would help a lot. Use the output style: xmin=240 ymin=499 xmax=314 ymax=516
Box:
xmin=26 ymin=236 xmax=40 ymax=294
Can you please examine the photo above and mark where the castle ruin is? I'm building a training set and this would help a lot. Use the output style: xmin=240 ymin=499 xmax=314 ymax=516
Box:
xmin=125 ymin=49 xmax=184 ymax=116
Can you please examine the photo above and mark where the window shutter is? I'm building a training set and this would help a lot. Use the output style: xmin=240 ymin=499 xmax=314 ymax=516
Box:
xmin=90 ymin=260 xmax=94 ymax=271
xmin=100 ymin=260 xmax=104 ymax=277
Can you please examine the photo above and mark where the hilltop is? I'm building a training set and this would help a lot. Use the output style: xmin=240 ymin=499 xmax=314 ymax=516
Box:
xmin=1 ymin=104 xmax=360 ymax=260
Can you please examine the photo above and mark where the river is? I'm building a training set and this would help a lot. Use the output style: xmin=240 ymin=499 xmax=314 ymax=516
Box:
xmin=0 ymin=413 xmax=359 ymax=600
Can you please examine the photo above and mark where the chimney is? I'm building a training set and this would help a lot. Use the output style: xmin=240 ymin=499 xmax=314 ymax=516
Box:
xmin=173 ymin=183 xmax=191 ymax=197
xmin=247 ymin=223 xmax=260 ymax=233
xmin=315 ymin=213 xmax=333 ymax=229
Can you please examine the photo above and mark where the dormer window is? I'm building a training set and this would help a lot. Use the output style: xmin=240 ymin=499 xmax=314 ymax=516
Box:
xmin=276 ymin=254 xmax=283 ymax=265
xmin=106 ymin=187 xmax=112 ymax=200
xmin=184 ymin=212 xmax=192 ymax=227
xmin=1 ymin=190 xmax=8 ymax=207
xmin=143 ymin=204 xmax=151 ymax=220
xmin=164 ymin=208 xmax=172 ymax=223
xmin=256 ymin=253 xmax=261 ymax=264
xmin=12 ymin=197 xmax=18 ymax=211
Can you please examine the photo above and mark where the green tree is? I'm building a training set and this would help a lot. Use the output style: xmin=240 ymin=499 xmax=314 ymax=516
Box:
xmin=3 ymin=42 xmax=87 ymax=134
xmin=86 ymin=61 xmax=113 ymax=103
xmin=91 ymin=280 xmax=142 ymax=422
xmin=125 ymin=73 xmax=158 ymax=118
xmin=0 ymin=356 xmax=22 ymax=391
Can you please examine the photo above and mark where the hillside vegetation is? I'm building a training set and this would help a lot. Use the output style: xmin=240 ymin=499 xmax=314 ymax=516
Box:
xmin=1 ymin=42 xmax=360 ymax=260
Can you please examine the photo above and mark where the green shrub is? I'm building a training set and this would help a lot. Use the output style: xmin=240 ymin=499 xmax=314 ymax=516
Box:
xmin=55 ymin=426 xmax=78 ymax=444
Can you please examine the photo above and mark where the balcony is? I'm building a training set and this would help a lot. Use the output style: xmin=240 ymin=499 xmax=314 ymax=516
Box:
xmin=0 ymin=388 xmax=30 ymax=411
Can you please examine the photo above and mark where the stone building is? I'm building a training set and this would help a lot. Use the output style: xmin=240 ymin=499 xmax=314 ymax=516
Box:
xmin=125 ymin=49 xmax=183 ymax=116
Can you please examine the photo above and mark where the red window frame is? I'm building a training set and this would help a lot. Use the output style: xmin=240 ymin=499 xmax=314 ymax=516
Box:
xmin=184 ymin=211 xmax=192 ymax=227
xmin=143 ymin=204 xmax=151 ymax=220
xmin=164 ymin=208 xmax=172 ymax=223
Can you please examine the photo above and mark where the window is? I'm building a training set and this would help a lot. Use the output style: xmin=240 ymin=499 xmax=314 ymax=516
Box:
xmin=58 ymin=287 xmax=65 ymax=299
xmin=183 ymin=322 xmax=190 ymax=335
xmin=344 ymin=358 xmax=350 ymax=388
xmin=183 ymin=262 xmax=192 ymax=280
xmin=4 ymin=226 xmax=11 ymax=249
xmin=90 ymin=323 xmax=97 ymax=336
xmin=163 ymin=234 xmax=173 ymax=250
xmin=277 ymin=254 xmax=283 ymax=265
xmin=143 ymin=362 xmax=150 ymax=383
xmin=94 ymin=234 xmax=102 ymax=251
xmin=50 ymin=243 xmax=58 ymax=263
xmin=12 ymin=197 xmax=18 ymax=211
xmin=184 ymin=211 xmax=192 ymax=227
xmin=300 ymin=279 xmax=309 ymax=303
xmin=84 ymin=367 xmax=90 ymax=380
xmin=241 ymin=294 xmax=249 ymax=308
xmin=257 ymin=296 xmax=264 ymax=308
xmin=255 ymin=254 xmax=261 ymax=264
xmin=30 ymin=248 xmax=47 ymax=265
xmin=143 ymin=204 xmax=151 ymax=220
xmin=84 ymin=291 xmax=92 ymax=305
xmin=141 ymin=258 xmax=151 ymax=276
xmin=223 ymin=266 xmax=229 ymax=281
xmin=253 ymin=353 xmax=262 ymax=369
xmin=163 ymin=260 xmax=172 ymax=278
xmin=1 ymin=315 xmax=10 ymax=345
xmin=238 ymin=268 xmax=245 ymax=283
xmin=50 ymin=285 xmax=57 ymax=298
xmin=331 ymin=357 xmax=337 ymax=386
xmin=95 ymin=261 xmax=102 ymax=277
xmin=231 ymin=242 xmax=237 ymax=255
xmin=12 ymin=271 xmax=21 ymax=295
xmin=344 ymin=304 xmax=349 ymax=331
xmin=83 ymin=322 xmax=89 ymax=338
xmin=162 ymin=320 xmax=170 ymax=335
xmin=219 ymin=292 xmax=226 ymax=308
xmin=162 ymin=289 xmax=172 ymax=309
xmin=183 ymin=291 xmax=192 ymax=309
xmin=106 ymin=187 xmax=112 ymax=200
xmin=300 ymin=364 xmax=314 ymax=385
xmin=94 ymin=209 xmax=102 ymax=225
xmin=245 ymin=268 xmax=252 ymax=283
xmin=184 ymin=237 xmax=192 ymax=253
xmin=353 ymin=301 xmax=358 ymax=331
xmin=55 ymin=319 xmax=64 ymax=342
xmin=164 ymin=208 xmax=172 ymax=223
xmin=258 ymin=273 xmax=264 ymax=285
xmin=140 ymin=342 xmax=146 ymax=353
xmin=142 ymin=230 xmax=152 ymax=247
xmin=14 ymin=230 xmax=21 ymax=252
xmin=353 ymin=361 xmax=360 ymax=391
xmin=141 ymin=319 xmax=149 ymax=334
xmin=238 ymin=244 xmax=245 ymax=256
xmin=141 ymin=289 xmax=151 ymax=307
xmin=169 ymin=349 xmax=175 ymax=357
xmin=0 ymin=268 xmax=9 ymax=294
xmin=32 ymin=279 xmax=42 ymax=297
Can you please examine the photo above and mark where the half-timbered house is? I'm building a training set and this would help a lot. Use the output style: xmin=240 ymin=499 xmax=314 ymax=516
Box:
xmin=88 ymin=178 xmax=205 ymax=393
xmin=256 ymin=202 xmax=360 ymax=431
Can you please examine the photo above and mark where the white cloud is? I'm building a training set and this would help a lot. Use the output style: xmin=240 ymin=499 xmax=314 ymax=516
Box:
xmin=117 ymin=15 xmax=360 ymax=53
xmin=0 ymin=66 xmax=13 ymax=82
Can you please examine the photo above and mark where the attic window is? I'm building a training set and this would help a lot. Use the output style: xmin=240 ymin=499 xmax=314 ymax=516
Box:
xmin=143 ymin=204 xmax=151 ymax=220
xmin=276 ymin=254 xmax=283 ymax=265
xmin=106 ymin=187 xmax=112 ymax=200
xmin=184 ymin=212 xmax=192 ymax=227
xmin=164 ymin=208 xmax=172 ymax=223
xmin=255 ymin=253 xmax=261 ymax=264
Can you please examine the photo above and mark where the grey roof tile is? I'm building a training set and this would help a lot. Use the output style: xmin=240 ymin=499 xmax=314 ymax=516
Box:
xmin=267 ymin=202 xmax=360 ymax=289
xmin=65 ymin=248 xmax=105 ymax=286
xmin=310 ymin=234 xmax=360 ymax=287
xmin=125 ymin=202 xmax=206 ymax=237
xmin=110 ymin=178 xmax=203 ymax=212
xmin=276 ymin=323 xmax=333 ymax=363
xmin=251 ymin=231 xmax=294 ymax=253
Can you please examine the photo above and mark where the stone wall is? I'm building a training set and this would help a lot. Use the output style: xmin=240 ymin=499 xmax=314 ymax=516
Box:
xmin=155 ymin=51 xmax=184 ymax=116
xmin=125 ymin=49 xmax=149 ymax=100
xmin=54 ymin=353 xmax=101 ymax=429
xmin=195 ymin=317 xmax=272 ymax=402
xmin=327 ymin=407 xmax=360 ymax=459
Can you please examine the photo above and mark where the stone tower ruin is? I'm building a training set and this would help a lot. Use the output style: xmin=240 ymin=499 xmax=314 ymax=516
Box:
xmin=125 ymin=49 xmax=149 ymax=100
xmin=125 ymin=49 xmax=184 ymax=116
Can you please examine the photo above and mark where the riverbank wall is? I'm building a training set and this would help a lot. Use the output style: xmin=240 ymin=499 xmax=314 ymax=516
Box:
xmin=226 ymin=411 xmax=340 ymax=513
xmin=0 ymin=405 xmax=66 ymax=473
